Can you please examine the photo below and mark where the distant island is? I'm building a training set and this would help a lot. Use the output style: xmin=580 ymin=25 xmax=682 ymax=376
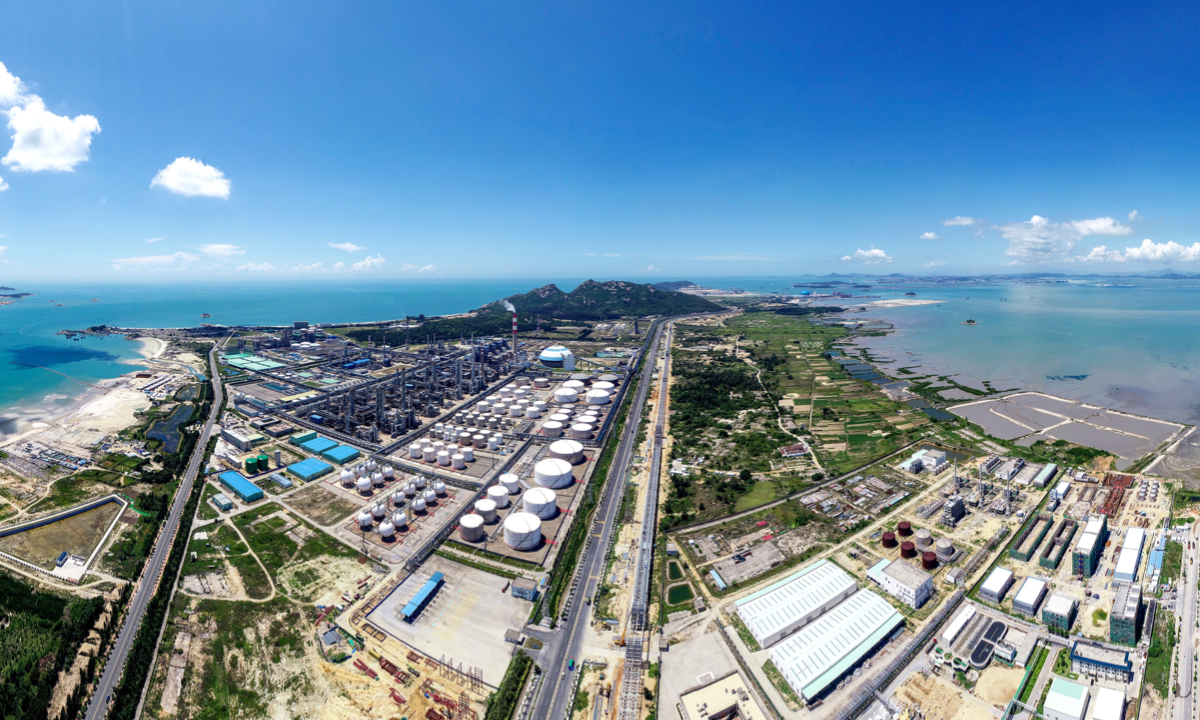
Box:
xmin=0 ymin=292 xmax=33 ymax=299
xmin=651 ymin=280 xmax=697 ymax=292
xmin=0 ymin=285 xmax=15 ymax=291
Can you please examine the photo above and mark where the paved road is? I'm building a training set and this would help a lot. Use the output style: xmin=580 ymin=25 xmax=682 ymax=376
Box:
xmin=85 ymin=340 xmax=226 ymax=719
xmin=531 ymin=319 xmax=675 ymax=720
xmin=1175 ymin=523 xmax=1199 ymax=720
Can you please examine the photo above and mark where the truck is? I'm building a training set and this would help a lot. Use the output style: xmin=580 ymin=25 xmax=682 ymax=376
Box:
xmin=568 ymin=658 xmax=575 ymax=671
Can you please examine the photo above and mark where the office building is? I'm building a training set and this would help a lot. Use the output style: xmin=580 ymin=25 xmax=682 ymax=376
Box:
xmin=1042 ymin=593 xmax=1077 ymax=632
xmin=866 ymin=559 xmax=933 ymax=609
xmin=1113 ymin=528 xmax=1146 ymax=584
xmin=980 ymin=567 xmax=1014 ymax=603
xmin=1110 ymin=584 xmax=1142 ymax=646
xmin=1069 ymin=641 xmax=1132 ymax=682
xmin=1073 ymin=515 xmax=1108 ymax=578
xmin=221 ymin=427 xmax=264 ymax=452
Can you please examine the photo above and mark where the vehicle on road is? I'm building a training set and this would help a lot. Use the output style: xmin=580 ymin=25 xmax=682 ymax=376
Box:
xmin=568 ymin=658 xmax=575 ymax=671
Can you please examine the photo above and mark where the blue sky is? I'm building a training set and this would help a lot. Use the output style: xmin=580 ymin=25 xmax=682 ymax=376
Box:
xmin=0 ymin=0 xmax=1196 ymax=281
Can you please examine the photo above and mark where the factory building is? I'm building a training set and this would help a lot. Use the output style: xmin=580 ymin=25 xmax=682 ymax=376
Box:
xmin=734 ymin=560 xmax=858 ymax=648
xmin=212 ymin=493 xmax=234 ymax=511
xmin=1113 ymin=527 xmax=1146 ymax=584
xmin=300 ymin=436 xmax=339 ymax=455
xmin=768 ymin=589 xmax=904 ymax=704
xmin=321 ymin=444 xmax=361 ymax=465
xmin=1110 ymin=584 xmax=1142 ymax=646
xmin=1042 ymin=594 xmax=1077 ymax=632
xmin=1092 ymin=688 xmax=1126 ymax=720
xmin=216 ymin=471 xmax=264 ymax=503
xmin=678 ymin=672 xmax=769 ymax=720
xmin=1042 ymin=679 xmax=1090 ymax=720
xmin=1073 ymin=515 xmax=1108 ymax=578
xmin=1070 ymin=641 xmax=1133 ymax=682
xmin=979 ymin=567 xmax=1014 ymax=604
xmin=289 ymin=430 xmax=318 ymax=445
xmin=510 ymin=577 xmax=538 ymax=601
xmin=865 ymin=559 xmax=933 ymax=609
xmin=899 ymin=448 xmax=946 ymax=474
xmin=287 ymin=458 xmax=334 ymax=482
xmin=401 ymin=571 xmax=444 ymax=622
xmin=1033 ymin=463 xmax=1059 ymax=488
xmin=1012 ymin=577 xmax=1048 ymax=616
xmin=221 ymin=427 xmax=264 ymax=452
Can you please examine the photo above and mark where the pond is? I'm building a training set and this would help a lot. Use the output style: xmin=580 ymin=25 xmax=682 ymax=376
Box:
xmin=147 ymin=404 xmax=195 ymax=454
xmin=666 ymin=583 xmax=695 ymax=605
xmin=667 ymin=561 xmax=684 ymax=581
xmin=922 ymin=408 xmax=958 ymax=422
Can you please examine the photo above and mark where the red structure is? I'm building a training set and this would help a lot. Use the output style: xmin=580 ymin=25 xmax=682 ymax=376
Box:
xmin=901 ymin=541 xmax=916 ymax=558
xmin=922 ymin=551 xmax=938 ymax=570
xmin=882 ymin=531 xmax=897 ymax=548
xmin=897 ymin=521 xmax=913 ymax=536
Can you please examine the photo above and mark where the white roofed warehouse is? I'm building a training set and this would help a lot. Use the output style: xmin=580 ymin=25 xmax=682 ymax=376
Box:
xmin=1012 ymin=577 xmax=1048 ymax=616
xmin=768 ymin=589 xmax=904 ymax=704
xmin=980 ymin=567 xmax=1014 ymax=604
xmin=734 ymin=560 xmax=857 ymax=648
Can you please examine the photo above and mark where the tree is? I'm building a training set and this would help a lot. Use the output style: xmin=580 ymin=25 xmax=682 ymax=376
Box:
xmin=811 ymin=472 xmax=824 ymax=481
xmin=739 ymin=469 xmax=752 ymax=483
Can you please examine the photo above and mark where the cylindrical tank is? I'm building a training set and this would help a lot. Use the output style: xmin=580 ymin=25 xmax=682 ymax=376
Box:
xmin=922 ymin=551 xmax=938 ymax=570
xmin=523 ymin=487 xmax=558 ymax=519
xmin=533 ymin=401 xmax=548 ymax=412
xmin=915 ymin=528 xmax=933 ymax=547
xmin=412 ymin=497 xmax=427 ymax=513
xmin=460 ymin=514 xmax=485 ymax=542
xmin=458 ymin=431 xmax=472 ymax=445
xmin=356 ymin=476 xmax=372 ymax=494
xmin=446 ymin=444 xmax=459 ymax=455
xmin=379 ymin=519 xmax=396 ymax=539
xmin=465 ymin=415 xmax=476 ymax=427
xmin=487 ymin=417 xmax=500 ymax=429
xmin=432 ymin=441 xmax=445 ymax=452
xmin=452 ymin=453 xmax=466 ymax=470
xmin=936 ymin=537 xmax=955 ymax=561
xmin=392 ymin=510 xmax=408 ymax=528
xmin=492 ymin=404 xmax=506 ymax=416
xmin=554 ymin=388 xmax=578 ymax=403
xmin=598 ymin=373 xmax=620 ymax=383
xmin=593 ymin=381 xmax=616 ymax=391
xmin=584 ymin=389 xmax=611 ymax=405
xmin=475 ymin=499 xmax=498 ymax=523
xmin=340 ymin=468 xmax=354 ymax=487
xmin=415 ymin=476 xmax=427 ymax=489
xmin=503 ymin=512 xmax=542 ymax=550
xmin=898 ymin=521 xmax=912 ymax=536
xmin=499 ymin=387 xmax=512 ymax=398
xmin=372 ymin=503 xmax=386 ymax=519
xmin=901 ymin=541 xmax=916 ymax=558
xmin=422 ymin=446 xmax=436 ymax=462
xmin=549 ymin=413 xmax=571 ymax=423
xmin=535 ymin=458 xmax=574 ymax=489
xmin=542 ymin=421 xmax=564 ymax=437
xmin=488 ymin=436 xmax=500 ymax=451
xmin=357 ymin=510 xmax=373 ymax=530
xmin=434 ymin=481 xmax=446 ymax=496
xmin=462 ymin=447 xmax=475 ymax=462
xmin=881 ymin=531 xmax=897 ymax=548
xmin=423 ymin=488 xmax=437 ymax=504
xmin=477 ymin=401 xmax=490 ymax=412
xmin=533 ymin=377 xmax=549 ymax=388
xmin=563 ymin=380 xmax=585 ymax=391
xmin=437 ymin=450 xmax=451 ymax=466
xmin=487 ymin=485 xmax=510 ymax=508
xmin=525 ymin=407 xmax=541 ymax=419
xmin=549 ymin=439 xmax=585 ymax=464
xmin=515 ymin=376 xmax=530 ymax=386
xmin=570 ymin=423 xmax=594 ymax=439
xmin=509 ymin=405 xmax=522 ymax=417
xmin=472 ymin=434 xmax=486 ymax=448
xmin=499 ymin=473 xmax=521 ymax=494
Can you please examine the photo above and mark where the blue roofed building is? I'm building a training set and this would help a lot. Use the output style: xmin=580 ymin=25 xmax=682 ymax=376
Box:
xmin=287 ymin=458 xmax=334 ymax=482
xmin=402 ymin=572 xmax=445 ymax=622
xmin=217 ymin=471 xmax=264 ymax=502
xmin=321 ymin=445 xmax=361 ymax=465
xmin=300 ymin=437 xmax=339 ymax=455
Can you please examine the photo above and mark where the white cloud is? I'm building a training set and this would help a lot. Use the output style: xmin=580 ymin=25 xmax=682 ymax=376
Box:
xmin=842 ymin=247 xmax=892 ymax=265
xmin=0 ymin=62 xmax=27 ymax=107
xmin=3 ymin=97 xmax=101 ymax=173
xmin=351 ymin=254 xmax=386 ymax=271
xmin=646 ymin=265 xmax=660 ymax=272
xmin=236 ymin=262 xmax=276 ymax=272
xmin=924 ymin=261 xmax=946 ymax=267
xmin=146 ymin=236 xmax=165 ymax=244
xmin=942 ymin=216 xmax=980 ymax=226
xmin=150 ymin=157 xmax=231 ymax=198
xmin=999 ymin=215 xmax=1134 ymax=262
xmin=602 ymin=253 xmax=621 ymax=258
xmin=199 ymin=243 xmax=244 ymax=259
xmin=0 ymin=174 xmax=6 ymax=192
xmin=328 ymin=242 xmax=364 ymax=253
xmin=1079 ymin=239 xmax=1200 ymax=263
xmin=110 ymin=251 xmax=199 ymax=270
xmin=1128 ymin=210 xmax=1141 ymax=221
xmin=0 ymin=245 xmax=7 ymax=263
xmin=418 ymin=264 xmax=435 ymax=273
xmin=333 ymin=261 xmax=345 ymax=269
xmin=919 ymin=232 xmax=941 ymax=240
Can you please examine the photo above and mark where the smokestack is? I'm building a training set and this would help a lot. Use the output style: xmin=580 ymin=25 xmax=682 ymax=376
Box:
xmin=503 ymin=301 xmax=517 ymax=363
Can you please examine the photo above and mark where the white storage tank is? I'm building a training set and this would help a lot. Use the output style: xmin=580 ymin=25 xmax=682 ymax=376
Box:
xmin=432 ymin=441 xmax=446 ymax=452
xmin=525 ymin=407 xmax=541 ymax=419
xmin=372 ymin=471 xmax=385 ymax=486
xmin=356 ymin=476 xmax=373 ymax=494
xmin=499 ymin=387 xmax=513 ymax=398
xmin=357 ymin=510 xmax=373 ymax=530
xmin=570 ymin=423 xmax=594 ymax=439
xmin=422 ymin=446 xmax=436 ymax=462
xmin=462 ymin=447 xmax=475 ymax=462
xmin=515 ymin=376 xmax=531 ymax=386
xmin=412 ymin=497 xmax=427 ymax=513
xmin=487 ymin=436 xmax=500 ymax=451
xmin=504 ymin=512 xmax=542 ymax=550
xmin=379 ymin=519 xmax=396 ymax=539
xmin=434 ymin=481 xmax=447 ymax=496
xmin=584 ymin=389 xmax=611 ymax=405
xmin=593 ymin=381 xmax=616 ymax=391
xmin=382 ymin=465 xmax=395 ymax=479
xmin=452 ymin=453 xmax=466 ymax=470
xmin=535 ymin=458 xmax=574 ymax=489
xmin=563 ymin=380 xmax=585 ymax=390
xmin=533 ymin=400 xmax=548 ymax=412
xmin=415 ymin=476 xmax=427 ymax=489
xmin=340 ymin=468 xmax=354 ymax=487
xmin=554 ymin=388 xmax=578 ymax=403
xmin=367 ymin=458 xmax=378 ymax=472
xmin=460 ymin=514 xmax=485 ymax=542
xmin=523 ymin=487 xmax=558 ymax=520
xmin=423 ymin=489 xmax=437 ymax=504
xmin=372 ymin=503 xmax=387 ymax=519
xmin=500 ymin=473 xmax=521 ymax=494
xmin=355 ymin=463 xmax=367 ymax=477
xmin=392 ymin=510 xmax=408 ymax=528
xmin=508 ymin=405 xmax=522 ymax=417
xmin=542 ymin=421 xmax=564 ymax=437
xmin=487 ymin=485 xmax=511 ymax=508
xmin=549 ymin=439 xmax=585 ymax=464
xmin=403 ymin=483 xmax=416 ymax=497
xmin=474 ymin=499 xmax=498 ymax=523
xmin=437 ymin=450 xmax=451 ymax=466
xmin=492 ymin=404 xmax=506 ymax=416
xmin=458 ymin=431 xmax=473 ymax=446
xmin=472 ymin=434 xmax=486 ymax=448
xmin=533 ymin=377 xmax=549 ymax=388
xmin=549 ymin=413 xmax=571 ymax=423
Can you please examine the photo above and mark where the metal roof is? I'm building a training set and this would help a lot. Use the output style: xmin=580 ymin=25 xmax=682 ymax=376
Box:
xmin=1043 ymin=678 xmax=1089 ymax=720
xmin=981 ymin=567 xmax=1013 ymax=595
xmin=734 ymin=560 xmax=857 ymax=644
xmin=1043 ymin=593 xmax=1076 ymax=617
xmin=1091 ymin=688 xmax=1125 ymax=720
xmin=402 ymin=572 xmax=445 ymax=619
xmin=768 ymin=589 xmax=903 ymax=701
xmin=1114 ymin=528 xmax=1145 ymax=581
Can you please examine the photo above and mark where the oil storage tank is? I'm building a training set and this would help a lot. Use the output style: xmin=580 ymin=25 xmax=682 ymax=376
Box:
xmin=459 ymin=514 xmax=485 ymax=542
xmin=553 ymin=388 xmax=578 ymax=403
xmin=569 ymin=423 xmax=594 ymax=439
xmin=474 ymin=499 xmax=498 ymax=523
xmin=898 ymin=521 xmax=912 ymax=536
xmin=584 ymin=389 xmax=611 ymax=405
xmin=936 ymin=537 xmax=956 ymax=562
xmin=487 ymin=485 xmax=510 ymax=508
xmin=504 ymin=512 xmax=542 ymax=550
xmin=882 ymin=531 xmax=897 ymax=548
xmin=523 ymin=487 xmax=558 ymax=519
xmin=915 ymin=528 xmax=933 ymax=548
xmin=549 ymin=439 xmax=585 ymax=464
xmin=922 ymin=551 xmax=938 ymax=570
xmin=542 ymin=421 xmax=564 ymax=437
xmin=535 ymin=458 xmax=574 ymax=489
xmin=901 ymin=541 xmax=917 ymax=558
xmin=356 ymin=476 xmax=372 ymax=494
xmin=499 ymin=473 xmax=521 ymax=494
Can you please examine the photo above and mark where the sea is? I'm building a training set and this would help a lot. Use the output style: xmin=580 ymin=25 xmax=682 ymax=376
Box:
xmin=2 ymin=276 xmax=1198 ymax=437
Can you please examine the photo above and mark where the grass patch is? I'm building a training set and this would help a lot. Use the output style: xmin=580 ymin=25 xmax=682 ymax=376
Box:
xmin=1051 ymin=648 xmax=1078 ymax=679
xmin=762 ymin=659 xmax=800 ymax=707
xmin=1018 ymin=646 xmax=1048 ymax=704
xmin=726 ymin=613 xmax=762 ymax=653
xmin=1091 ymin=608 xmax=1107 ymax=626
xmin=435 ymin=549 xmax=519 ymax=579
xmin=733 ymin=481 xmax=779 ymax=512
xmin=1145 ymin=610 xmax=1176 ymax=698
xmin=1162 ymin=540 xmax=1184 ymax=585
xmin=484 ymin=652 xmax=533 ymax=720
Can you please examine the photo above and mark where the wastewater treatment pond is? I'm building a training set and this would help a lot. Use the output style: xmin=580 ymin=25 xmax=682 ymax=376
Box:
xmin=666 ymin=583 xmax=695 ymax=605
xmin=668 ymin=561 xmax=684 ymax=581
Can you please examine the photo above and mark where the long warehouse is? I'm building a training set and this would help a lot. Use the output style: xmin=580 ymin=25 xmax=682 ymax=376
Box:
xmin=768 ymin=589 xmax=904 ymax=704
xmin=734 ymin=560 xmax=858 ymax=648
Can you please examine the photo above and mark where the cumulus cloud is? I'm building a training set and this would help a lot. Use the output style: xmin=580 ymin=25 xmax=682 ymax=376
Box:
xmin=924 ymin=261 xmax=946 ymax=267
xmin=146 ymin=236 xmax=165 ymax=244
xmin=943 ymin=216 xmax=980 ymax=226
xmin=199 ymin=243 xmax=245 ymax=259
xmin=236 ymin=262 xmax=276 ymax=272
xmin=0 ymin=245 xmax=7 ymax=263
xmin=842 ymin=247 xmax=893 ymax=265
xmin=999 ymin=215 xmax=1133 ymax=262
xmin=3 ymin=97 xmax=101 ymax=173
xmin=1129 ymin=210 xmax=1141 ymax=221
xmin=351 ymin=255 xmax=386 ymax=271
xmin=151 ymin=157 xmax=231 ymax=198
xmin=328 ymin=242 xmax=364 ymax=253
xmin=0 ymin=62 xmax=25 ymax=106
xmin=110 ymin=251 xmax=199 ymax=271
xmin=1079 ymin=239 xmax=1200 ymax=263
xmin=0 ymin=174 xmax=6 ymax=192
xmin=919 ymin=232 xmax=941 ymax=240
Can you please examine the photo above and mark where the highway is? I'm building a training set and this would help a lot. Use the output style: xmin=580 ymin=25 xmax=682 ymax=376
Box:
xmin=85 ymin=340 xmax=226 ymax=719
xmin=531 ymin=319 xmax=674 ymax=720
xmin=1174 ymin=522 xmax=1198 ymax=720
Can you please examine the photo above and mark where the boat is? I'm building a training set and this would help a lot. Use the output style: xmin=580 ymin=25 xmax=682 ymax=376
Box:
xmin=91 ymin=298 xmax=99 ymax=302
xmin=962 ymin=319 xmax=977 ymax=325
xmin=200 ymin=313 xmax=211 ymax=318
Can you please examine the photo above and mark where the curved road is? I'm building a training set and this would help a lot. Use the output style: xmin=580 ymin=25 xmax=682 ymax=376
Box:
xmin=85 ymin=339 xmax=226 ymax=719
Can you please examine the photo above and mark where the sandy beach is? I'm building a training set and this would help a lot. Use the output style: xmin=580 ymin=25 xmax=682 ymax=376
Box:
xmin=867 ymin=298 xmax=947 ymax=308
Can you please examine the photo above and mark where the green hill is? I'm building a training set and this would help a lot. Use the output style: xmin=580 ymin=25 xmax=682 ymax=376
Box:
xmin=484 ymin=279 xmax=723 ymax=320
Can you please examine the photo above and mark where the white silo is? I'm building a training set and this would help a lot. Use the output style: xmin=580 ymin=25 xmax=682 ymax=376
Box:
xmin=584 ymin=389 xmax=611 ymax=405
xmin=477 ymin=401 xmax=490 ymax=412
xmin=462 ymin=447 xmax=475 ymax=462
xmin=570 ymin=423 xmax=594 ymax=439
xmin=452 ymin=453 xmax=466 ymax=470
xmin=542 ymin=421 xmax=564 ymax=437
xmin=432 ymin=441 xmax=446 ymax=452
xmin=382 ymin=465 xmax=395 ymax=480
xmin=372 ymin=503 xmax=387 ymax=519
xmin=412 ymin=497 xmax=427 ymax=513
xmin=415 ymin=475 xmax=427 ymax=489
xmin=392 ymin=510 xmax=408 ymax=528
xmin=357 ymin=510 xmax=373 ymax=530
xmin=525 ymin=407 xmax=541 ymax=419
xmin=340 ymin=468 xmax=354 ymax=487
xmin=523 ymin=487 xmax=558 ymax=520
xmin=504 ymin=512 xmax=542 ymax=550
xmin=434 ymin=481 xmax=447 ymax=496
xmin=554 ymin=388 xmax=578 ymax=403
xmin=549 ymin=413 xmax=571 ymax=424
xmin=499 ymin=386 xmax=513 ymax=398
xmin=423 ymin=488 xmax=437 ymax=504
xmin=535 ymin=458 xmax=574 ymax=489
xmin=355 ymin=463 xmax=367 ymax=477
xmin=475 ymin=499 xmax=498 ymax=523
xmin=593 ymin=381 xmax=616 ymax=391
xmin=500 ymin=473 xmax=521 ymax=494
xmin=356 ymin=476 xmax=373 ymax=494
xmin=446 ymin=443 xmax=459 ymax=455
xmin=422 ymin=446 xmax=436 ymax=462
xmin=379 ymin=519 xmax=396 ymax=539
xmin=372 ymin=471 xmax=385 ymax=486
xmin=508 ymin=405 xmax=522 ymax=417
xmin=549 ymin=439 xmax=585 ymax=465
xmin=460 ymin=514 xmax=486 ymax=542
xmin=437 ymin=451 xmax=451 ymax=466
xmin=487 ymin=436 xmax=500 ymax=451
xmin=487 ymin=485 xmax=511 ymax=508
xmin=492 ymin=404 xmax=506 ymax=416
xmin=435 ymin=422 xmax=446 ymax=433
xmin=533 ymin=377 xmax=549 ymax=388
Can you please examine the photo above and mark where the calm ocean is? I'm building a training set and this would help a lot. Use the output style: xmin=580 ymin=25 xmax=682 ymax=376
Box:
xmin=1 ymin=276 xmax=1197 ymax=432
